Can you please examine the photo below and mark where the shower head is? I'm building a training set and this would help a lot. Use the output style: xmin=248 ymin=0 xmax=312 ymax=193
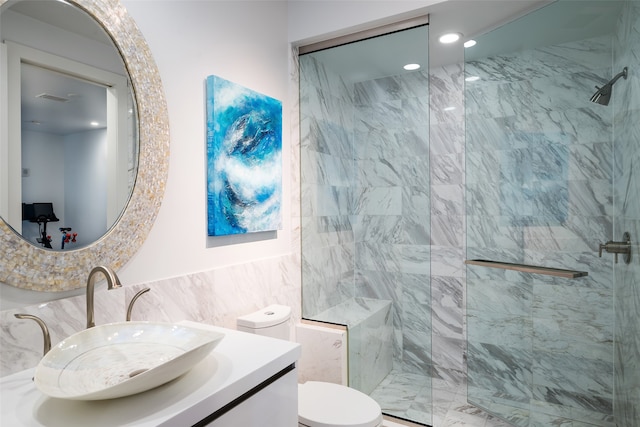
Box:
xmin=590 ymin=67 xmax=628 ymax=106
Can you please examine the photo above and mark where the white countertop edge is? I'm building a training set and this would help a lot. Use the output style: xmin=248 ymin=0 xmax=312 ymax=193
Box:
xmin=1 ymin=322 xmax=301 ymax=427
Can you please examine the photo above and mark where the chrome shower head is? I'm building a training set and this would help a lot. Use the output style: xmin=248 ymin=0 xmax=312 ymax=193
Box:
xmin=589 ymin=84 xmax=612 ymax=105
xmin=590 ymin=67 xmax=628 ymax=106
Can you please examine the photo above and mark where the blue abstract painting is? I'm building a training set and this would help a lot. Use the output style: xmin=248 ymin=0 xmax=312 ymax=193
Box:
xmin=206 ymin=76 xmax=282 ymax=236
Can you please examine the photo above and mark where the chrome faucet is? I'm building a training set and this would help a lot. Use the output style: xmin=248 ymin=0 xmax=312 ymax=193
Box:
xmin=86 ymin=266 xmax=122 ymax=328
xmin=598 ymin=232 xmax=632 ymax=264
xmin=14 ymin=314 xmax=51 ymax=357
xmin=126 ymin=287 xmax=151 ymax=321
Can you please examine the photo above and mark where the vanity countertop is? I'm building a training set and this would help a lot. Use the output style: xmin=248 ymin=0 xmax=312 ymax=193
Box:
xmin=0 ymin=321 xmax=301 ymax=427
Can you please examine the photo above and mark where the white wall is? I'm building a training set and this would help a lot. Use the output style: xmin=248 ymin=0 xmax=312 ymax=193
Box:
xmin=19 ymin=129 xmax=108 ymax=249
xmin=64 ymin=129 xmax=107 ymax=247
xmin=1 ymin=0 xmax=456 ymax=376
xmin=20 ymin=130 xmax=65 ymax=243
xmin=0 ymin=1 xmax=451 ymax=300
xmin=118 ymin=1 xmax=291 ymax=285
xmin=0 ymin=9 xmax=123 ymax=75
xmin=288 ymin=0 xmax=443 ymax=44
xmin=117 ymin=0 xmax=446 ymax=287
xmin=3 ymin=0 xmax=446 ymax=294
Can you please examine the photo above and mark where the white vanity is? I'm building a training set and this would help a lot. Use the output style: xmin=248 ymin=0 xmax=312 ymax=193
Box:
xmin=0 ymin=322 xmax=301 ymax=427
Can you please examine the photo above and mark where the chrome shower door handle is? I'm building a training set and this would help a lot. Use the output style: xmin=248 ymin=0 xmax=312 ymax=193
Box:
xmin=598 ymin=232 xmax=632 ymax=264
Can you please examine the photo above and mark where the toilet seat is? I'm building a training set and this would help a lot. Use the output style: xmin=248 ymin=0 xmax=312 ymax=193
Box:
xmin=298 ymin=381 xmax=383 ymax=427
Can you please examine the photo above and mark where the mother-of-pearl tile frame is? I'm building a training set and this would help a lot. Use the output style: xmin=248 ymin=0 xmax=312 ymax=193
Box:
xmin=0 ymin=0 xmax=169 ymax=291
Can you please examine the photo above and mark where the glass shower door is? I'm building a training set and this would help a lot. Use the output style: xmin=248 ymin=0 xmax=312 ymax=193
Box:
xmin=465 ymin=1 xmax=639 ymax=426
xmin=299 ymin=23 xmax=432 ymax=426
xmin=612 ymin=3 xmax=640 ymax=423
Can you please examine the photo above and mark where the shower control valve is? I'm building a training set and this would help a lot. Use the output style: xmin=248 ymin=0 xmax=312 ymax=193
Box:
xmin=598 ymin=232 xmax=632 ymax=264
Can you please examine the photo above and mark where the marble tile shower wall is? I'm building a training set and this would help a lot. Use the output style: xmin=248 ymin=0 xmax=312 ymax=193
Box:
xmin=352 ymin=71 xmax=431 ymax=374
xmin=613 ymin=2 xmax=640 ymax=425
xmin=300 ymin=54 xmax=356 ymax=317
xmin=300 ymin=52 xmax=468 ymax=401
xmin=300 ymin=52 xmax=469 ymax=413
xmin=465 ymin=34 xmax=617 ymax=426
xmin=428 ymin=63 xmax=467 ymax=386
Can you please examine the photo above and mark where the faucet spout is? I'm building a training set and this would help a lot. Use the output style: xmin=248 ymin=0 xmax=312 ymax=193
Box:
xmin=14 ymin=314 xmax=51 ymax=357
xmin=86 ymin=265 xmax=122 ymax=328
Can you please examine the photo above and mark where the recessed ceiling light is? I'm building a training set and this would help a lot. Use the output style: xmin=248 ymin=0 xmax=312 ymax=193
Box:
xmin=438 ymin=33 xmax=462 ymax=44
xmin=465 ymin=76 xmax=481 ymax=82
xmin=403 ymin=63 xmax=420 ymax=71
xmin=90 ymin=121 xmax=99 ymax=126
xmin=443 ymin=106 xmax=456 ymax=111
xmin=464 ymin=40 xmax=477 ymax=48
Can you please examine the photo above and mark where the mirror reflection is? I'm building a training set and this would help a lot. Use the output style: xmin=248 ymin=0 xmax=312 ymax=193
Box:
xmin=0 ymin=0 xmax=138 ymax=251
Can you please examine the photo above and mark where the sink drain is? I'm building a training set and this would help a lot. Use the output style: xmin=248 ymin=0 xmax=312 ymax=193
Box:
xmin=129 ymin=368 xmax=149 ymax=378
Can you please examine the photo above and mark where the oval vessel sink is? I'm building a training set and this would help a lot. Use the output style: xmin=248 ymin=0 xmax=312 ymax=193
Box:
xmin=34 ymin=321 xmax=224 ymax=400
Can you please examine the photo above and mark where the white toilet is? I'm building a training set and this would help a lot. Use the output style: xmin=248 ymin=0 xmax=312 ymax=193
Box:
xmin=237 ymin=305 xmax=383 ymax=427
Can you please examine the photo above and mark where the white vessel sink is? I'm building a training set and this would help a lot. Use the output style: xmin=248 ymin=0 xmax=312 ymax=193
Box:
xmin=34 ymin=321 xmax=224 ymax=400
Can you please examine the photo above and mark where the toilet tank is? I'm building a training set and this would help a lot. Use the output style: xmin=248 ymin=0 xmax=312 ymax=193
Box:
xmin=236 ymin=305 xmax=291 ymax=340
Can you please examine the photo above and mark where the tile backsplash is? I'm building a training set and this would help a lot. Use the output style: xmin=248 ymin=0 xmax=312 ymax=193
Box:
xmin=1 ymin=253 xmax=301 ymax=377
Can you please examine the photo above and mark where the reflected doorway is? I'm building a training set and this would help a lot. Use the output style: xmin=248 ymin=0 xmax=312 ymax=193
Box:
xmin=20 ymin=63 xmax=107 ymax=249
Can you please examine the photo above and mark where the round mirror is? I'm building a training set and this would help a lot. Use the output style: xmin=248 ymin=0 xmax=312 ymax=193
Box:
xmin=1 ymin=0 xmax=136 ymax=250
xmin=0 ymin=0 xmax=169 ymax=291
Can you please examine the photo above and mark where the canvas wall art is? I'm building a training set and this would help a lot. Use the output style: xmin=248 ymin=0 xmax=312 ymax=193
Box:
xmin=206 ymin=75 xmax=282 ymax=236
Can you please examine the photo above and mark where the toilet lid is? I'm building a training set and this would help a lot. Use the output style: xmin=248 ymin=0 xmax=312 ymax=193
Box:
xmin=298 ymin=381 xmax=382 ymax=427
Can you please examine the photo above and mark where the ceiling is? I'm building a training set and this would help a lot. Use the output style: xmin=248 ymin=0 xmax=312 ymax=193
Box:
xmin=307 ymin=0 xmax=552 ymax=82
xmin=426 ymin=0 xmax=552 ymax=68
xmin=3 ymin=0 xmax=112 ymax=135
xmin=4 ymin=0 xmax=627 ymax=123
xmin=21 ymin=63 xmax=107 ymax=136
xmin=304 ymin=0 xmax=624 ymax=84
xmin=463 ymin=0 xmax=624 ymax=63
xmin=7 ymin=0 xmax=112 ymax=44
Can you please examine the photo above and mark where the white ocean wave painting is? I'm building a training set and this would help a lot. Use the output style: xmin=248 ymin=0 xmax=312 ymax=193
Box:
xmin=206 ymin=76 xmax=282 ymax=236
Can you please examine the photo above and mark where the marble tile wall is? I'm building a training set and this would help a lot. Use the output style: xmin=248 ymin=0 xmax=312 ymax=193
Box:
xmin=295 ymin=322 xmax=348 ymax=386
xmin=300 ymin=46 xmax=469 ymax=422
xmin=313 ymin=297 xmax=393 ymax=394
xmin=613 ymin=2 xmax=640 ymax=426
xmin=300 ymin=56 xmax=437 ymax=383
xmin=352 ymin=70 xmax=431 ymax=377
xmin=299 ymin=54 xmax=356 ymax=318
xmin=428 ymin=63 xmax=467 ymax=388
xmin=465 ymin=32 xmax=618 ymax=425
xmin=0 ymin=253 xmax=302 ymax=377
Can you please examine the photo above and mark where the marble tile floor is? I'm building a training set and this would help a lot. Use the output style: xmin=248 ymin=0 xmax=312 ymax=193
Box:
xmin=377 ymin=372 xmax=613 ymax=427
xmin=373 ymin=370 xmax=514 ymax=427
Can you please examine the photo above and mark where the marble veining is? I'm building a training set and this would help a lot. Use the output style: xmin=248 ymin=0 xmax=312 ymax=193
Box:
xmin=1 ymin=252 xmax=302 ymax=378
xmin=296 ymin=322 xmax=348 ymax=386
xmin=464 ymin=4 xmax=640 ymax=425
xmin=301 ymin=53 xmax=438 ymax=425
xmin=301 ymin=54 xmax=432 ymax=365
